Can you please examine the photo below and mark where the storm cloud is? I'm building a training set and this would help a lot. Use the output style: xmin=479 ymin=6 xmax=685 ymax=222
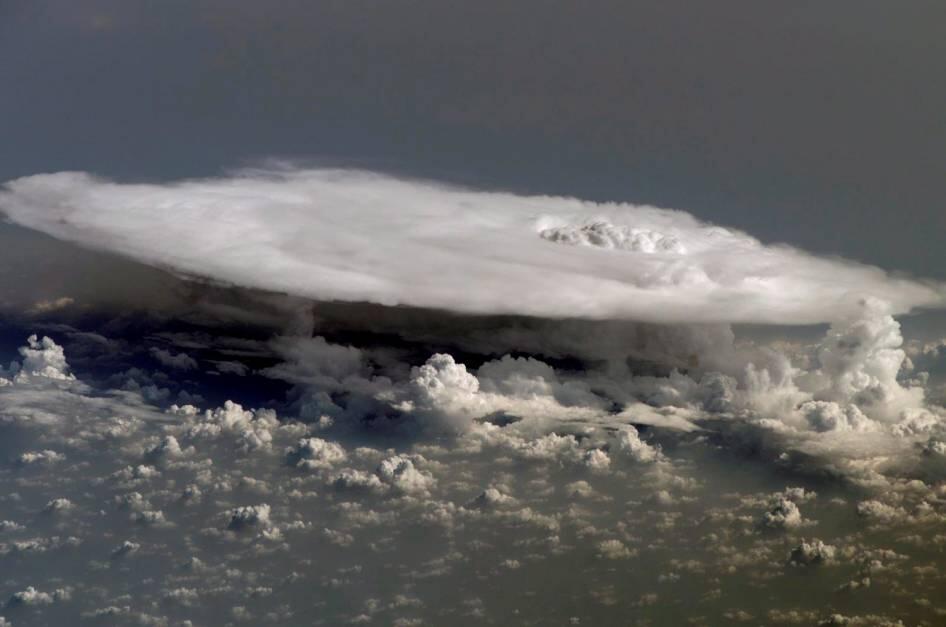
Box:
xmin=2 ymin=167 xmax=943 ymax=325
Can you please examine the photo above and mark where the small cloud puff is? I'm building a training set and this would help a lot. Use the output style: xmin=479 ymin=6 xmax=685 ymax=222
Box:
xmin=226 ymin=504 xmax=272 ymax=532
xmin=377 ymin=456 xmax=436 ymax=495
xmin=6 ymin=335 xmax=74 ymax=382
xmin=286 ymin=438 xmax=347 ymax=470
xmin=596 ymin=539 xmax=637 ymax=559
xmin=6 ymin=586 xmax=71 ymax=607
xmin=789 ymin=539 xmax=837 ymax=566
xmin=761 ymin=489 xmax=814 ymax=530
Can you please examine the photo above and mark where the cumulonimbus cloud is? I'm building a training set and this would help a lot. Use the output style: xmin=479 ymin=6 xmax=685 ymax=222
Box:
xmin=1 ymin=166 xmax=942 ymax=324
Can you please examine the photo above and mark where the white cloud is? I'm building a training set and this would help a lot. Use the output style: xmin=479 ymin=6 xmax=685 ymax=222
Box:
xmin=596 ymin=539 xmax=636 ymax=559
xmin=226 ymin=504 xmax=272 ymax=532
xmin=468 ymin=488 xmax=516 ymax=509
xmin=41 ymin=498 xmax=74 ymax=515
xmin=613 ymin=426 xmax=662 ymax=463
xmin=0 ymin=327 xmax=944 ymax=625
xmin=581 ymin=449 xmax=611 ymax=474
xmin=856 ymin=500 xmax=907 ymax=523
xmin=404 ymin=354 xmax=484 ymax=430
xmin=6 ymin=587 xmax=70 ymax=607
xmin=788 ymin=539 xmax=837 ymax=566
xmin=6 ymin=335 xmax=74 ymax=382
xmin=110 ymin=540 xmax=141 ymax=559
xmin=144 ymin=435 xmax=189 ymax=465
xmin=286 ymin=437 xmax=347 ymax=470
xmin=2 ymin=167 xmax=942 ymax=325
xmin=16 ymin=449 xmax=65 ymax=466
xmin=761 ymin=496 xmax=805 ymax=530
xmin=798 ymin=301 xmax=925 ymax=422
xmin=376 ymin=455 xmax=436 ymax=495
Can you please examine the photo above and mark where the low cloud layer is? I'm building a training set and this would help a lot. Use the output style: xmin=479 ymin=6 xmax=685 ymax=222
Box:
xmin=2 ymin=328 xmax=946 ymax=625
xmin=2 ymin=167 xmax=942 ymax=324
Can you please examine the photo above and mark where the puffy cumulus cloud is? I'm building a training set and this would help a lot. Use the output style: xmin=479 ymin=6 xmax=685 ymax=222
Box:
xmin=175 ymin=401 xmax=287 ymax=453
xmin=759 ymin=489 xmax=815 ymax=530
xmin=3 ymin=328 xmax=946 ymax=625
xmin=476 ymin=355 xmax=602 ymax=409
xmin=613 ymin=426 xmax=662 ymax=463
xmin=582 ymin=448 xmax=611 ymax=474
xmin=539 ymin=221 xmax=687 ymax=254
xmin=3 ymin=335 xmax=74 ymax=382
xmin=556 ymin=301 xmax=946 ymax=485
xmin=6 ymin=586 xmax=71 ymax=607
xmin=41 ymin=498 xmax=74 ymax=515
xmin=0 ymin=536 xmax=82 ymax=557
xmin=330 ymin=468 xmax=387 ymax=494
xmin=596 ymin=539 xmax=637 ymax=560
xmin=16 ymin=449 xmax=66 ymax=466
xmin=251 ymin=303 xmax=946 ymax=486
xmin=761 ymin=496 xmax=805 ymax=530
xmin=404 ymin=354 xmax=484 ymax=430
xmin=467 ymin=488 xmax=516 ymax=510
xmin=788 ymin=539 xmax=837 ymax=566
xmin=225 ymin=504 xmax=272 ymax=532
xmin=265 ymin=341 xmax=612 ymax=433
xmin=401 ymin=353 xmax=614 ymax=432
xmin=144 ymin=435 xmax=190 ymax=465
xmin=110 ymin=540 xmax=140 ymax=559
xmin=286 ymin=437 xmax=347 ymax=470
xmin=800 ymin=401 xmax=876 ymax=434
xmin=1 ymin=167 xmax=942 ymax=325
xmin=855 ymin=500 xmax=908 ymax=524
xmin=798 ymin=301 xmax=925 ymax=422
xmin=4 ymin=306 xmax=945 ymax=506
xmin=376 ymin=455 xmax=436 ymax=495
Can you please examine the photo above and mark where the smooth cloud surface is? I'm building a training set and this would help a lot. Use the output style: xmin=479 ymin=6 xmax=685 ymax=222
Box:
xmin=1 ymin=167 xmax=942 ymax=324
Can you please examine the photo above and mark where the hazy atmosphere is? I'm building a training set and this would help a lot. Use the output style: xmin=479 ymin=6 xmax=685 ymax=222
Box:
xmin=2 ymin=2 xmax=946 ymax=626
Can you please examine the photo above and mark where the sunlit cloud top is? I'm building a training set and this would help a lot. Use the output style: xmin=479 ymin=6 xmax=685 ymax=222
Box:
xmin=2 ymin=167 xmax=942 ymax=324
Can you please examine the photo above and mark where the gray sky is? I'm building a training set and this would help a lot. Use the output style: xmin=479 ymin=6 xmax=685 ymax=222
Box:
xmin=2 ymin=0 xmax=945 ymax=278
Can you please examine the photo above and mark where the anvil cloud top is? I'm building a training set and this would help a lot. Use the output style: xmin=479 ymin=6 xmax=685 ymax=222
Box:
xmin=2 ymin=166 xmax=942 ymax=325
